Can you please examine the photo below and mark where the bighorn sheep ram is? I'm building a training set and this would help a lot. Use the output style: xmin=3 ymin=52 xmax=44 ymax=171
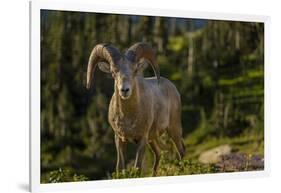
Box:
xmin=86 ymin=42 xmax=185 ymax=175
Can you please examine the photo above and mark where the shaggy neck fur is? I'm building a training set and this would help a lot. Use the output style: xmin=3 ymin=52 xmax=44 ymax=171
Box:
xmin=114 ymin=78 xmax=140 ymax=118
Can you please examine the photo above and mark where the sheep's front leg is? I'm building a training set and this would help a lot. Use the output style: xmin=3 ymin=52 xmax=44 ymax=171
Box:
xmin=134 ymin=137 xmax=147 ymax=170
xmin=115 ymin=134 xmax=125 ymax=174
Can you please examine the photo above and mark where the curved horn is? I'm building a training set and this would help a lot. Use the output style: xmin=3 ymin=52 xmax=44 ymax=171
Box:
xmin=125 ymin=42 xmax=160 ymax=83
xmin=86 ymin=43 xmax=121 ymax=89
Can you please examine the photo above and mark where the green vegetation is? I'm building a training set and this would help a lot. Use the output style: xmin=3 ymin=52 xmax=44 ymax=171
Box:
xmin=42 ymin=168 xmax=88 ymax=183
xmin=40 ymin=10 xmax=264 ymax=183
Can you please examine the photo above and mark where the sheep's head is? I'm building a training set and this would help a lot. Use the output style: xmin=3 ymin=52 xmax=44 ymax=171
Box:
xmin=86 ymin=42 xmax=160 ymax=100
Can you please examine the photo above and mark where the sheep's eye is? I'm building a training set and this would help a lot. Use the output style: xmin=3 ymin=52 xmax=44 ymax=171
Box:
xmin=111 ymin=69 xmax=119 ymax=78
xmin=133 ymin=69 xmax=138 ymax=76
xmin=111 ymin=73 xmax=116 ymax=78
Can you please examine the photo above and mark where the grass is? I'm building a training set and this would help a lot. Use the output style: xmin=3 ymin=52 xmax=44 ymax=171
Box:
xmin=41 ymin=168 xmax=88 ymax=183
xmin=109 ymin=129 xmax=264 ymax=179
xmin=184 ymin=132 xmax=264 ymax=160
xmin=110 ymin=159 xmax=220 ymax=180
xmin=42 ymin=129 xmax=264 ymax=183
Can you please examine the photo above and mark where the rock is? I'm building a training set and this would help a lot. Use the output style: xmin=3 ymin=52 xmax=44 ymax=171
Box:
xmin=216 ymin=153 xmax=264 ymax=171
xmin=198 ymin=144 xmax=232 ymax=164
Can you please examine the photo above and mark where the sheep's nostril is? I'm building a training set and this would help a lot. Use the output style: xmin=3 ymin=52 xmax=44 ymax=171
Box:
xmin=121 ymin=88 xmax=130 ymax=94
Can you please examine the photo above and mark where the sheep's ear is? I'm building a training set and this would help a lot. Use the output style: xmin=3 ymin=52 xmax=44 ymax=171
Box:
xmin=136 ymin=60 xmax=148 ymax=71
xmin=135 ymin=61 xmax=148 ymax=76
xmin=98 ymin=62 xmax=111 ymax=73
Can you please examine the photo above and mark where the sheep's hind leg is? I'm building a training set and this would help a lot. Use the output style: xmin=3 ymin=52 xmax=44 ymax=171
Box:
xmin=149 ymin=139 xmax=161 ymax=176
xmin=167 ymin=129 xmax=185 ymax=160
xmin=115 ymin=134 xmax=126 ymax=175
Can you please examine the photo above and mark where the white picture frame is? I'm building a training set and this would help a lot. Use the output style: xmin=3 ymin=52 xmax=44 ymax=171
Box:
xmin=29 ymin=0 xmax=271 ymax=192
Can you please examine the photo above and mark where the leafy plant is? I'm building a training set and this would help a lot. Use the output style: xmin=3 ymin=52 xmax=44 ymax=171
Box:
xmin=111 ymin=167 xmax=143 ymax=179
xmin=43 ymin=168 xmax=88 ymax=183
